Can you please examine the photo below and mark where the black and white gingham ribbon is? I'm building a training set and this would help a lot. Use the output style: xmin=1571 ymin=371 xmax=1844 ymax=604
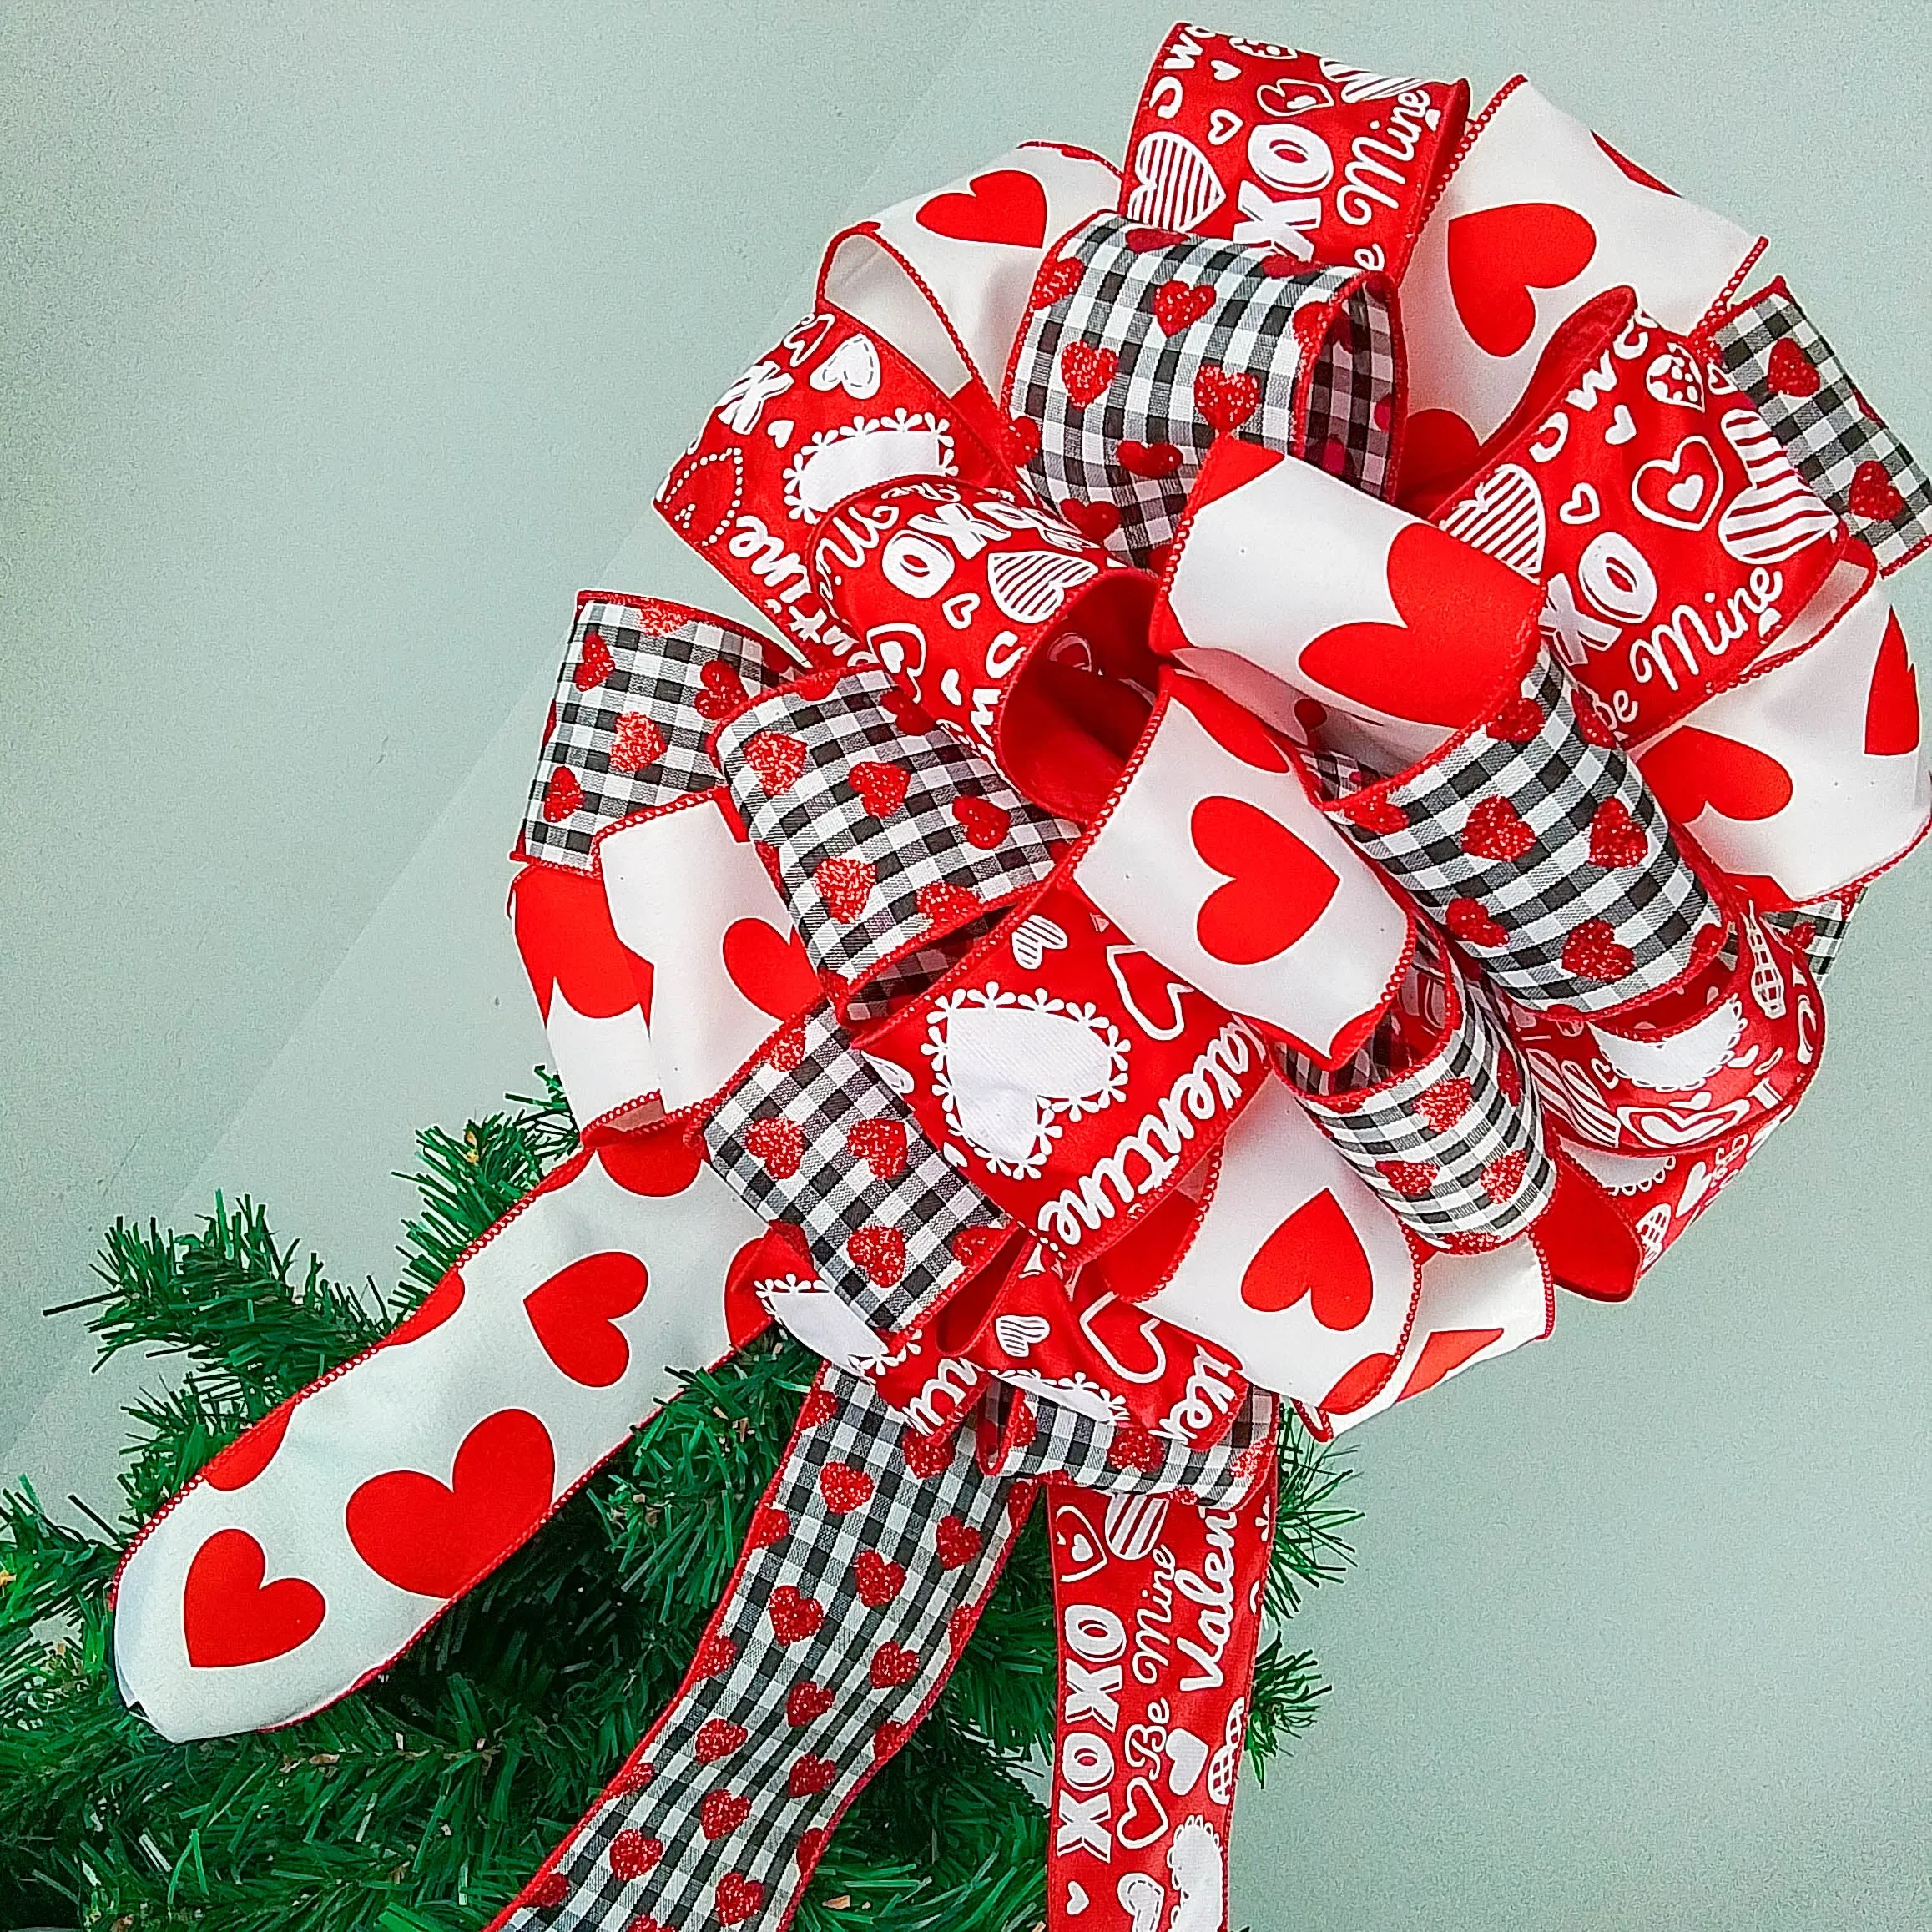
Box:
xmin=1317 ymin=651 xmax=1719 ymax=1014
xmin=704 ymin=1006 xmax=1009 ymax=1334
xmin=1281 ymin=926 xmax=1556 ymax=1249
xmin=1763 ymin=890 xmax=1861 ymax=981
xmin=522 ymin=598 xmax=781 ymax=868
xmin=714 ymin=669 xmax=1075 ymax=1000
xmin=1008 ymin=213 xmax=1397 ymax=567
xmin=1708 ymin=281 xmax=1931 ymax=577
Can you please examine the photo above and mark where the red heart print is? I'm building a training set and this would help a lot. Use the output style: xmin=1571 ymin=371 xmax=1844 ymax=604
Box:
xmin=1632 ymin=435 xmax=1723 ymax=532
xmin=744 ymin=1116 xmax=805 ymax=1180
xmin=903 ymin=1428 xmax=956 ymax=1477
xmin=1061 ymin=340 xmax=1119 ymax=406
xmin=1445 ymin=896 xmax=1506 ymax=946
xmin=700 ymin=1788 xmax=752 ymax=1839
xmin=769 ymin=1585 xmax=825 ymax=1643
xmin=522 ymin=1871 xmax=572 ymax=1910
xmin=1461 ymin=795 xmax=1536 ymax=862
xmin=1238 ymin=1191 xmax=1375 ymax=1329
xmin=659 ymin=447 xmax=744 ymax=548
xmin=573 ymin=629 xmax=615 ymax=690
xmin=1496 ymin=1051 xmax=1522 ymax=1105
xmin=694 ymin=1630 xmax=738 ymax=1677
xmin=1118 ymin=1776 xmax=1171 ymax=1849
xmin=1117 ymin=438 xmax=1184 ymax=478
xmin=345 ymin=1409 xmax=555 ymax=1598
xmin=204 ymin=1399 xmax=297 ymax=1491
xmin=1173 ymin=674 xmax=1290 ymax=770
xmin=1399 ymin=1325 xmax=1505 ymax=1400
xmin=1415 ymin=1078 xmax=1472 ymax=1132
xmin=1587 ymin=797 xmax=1647 ymax=867
xmin=1059 ymin=496 xmax=1122 ymax=542
xmin=1561 ymin=919 xmax=1634 ymax=981
xmin=542 ymin=765 xmax=583 ymax=822
xmin=1849 ymin=458 xmax=1905 ymax=521
xmin=951 ymin=794 xmax=1012 ymax=847
xmin=1865 ymin=612 xmax=1920 ymax=755
xmin=845 ymin=1117 xmax=909 ymax=1179
xmin=1320 ymin=1349 xmax=1398 ymax=1415
xmin=716 ymin=1873 xmax=767 ymax=1924
xmin=819 ymin=1460 xmax=875 ymax=1513
xmin=608 ymin=1829 xmax=663 ymax=1879
xmin=870 ymin=1641 xmax=921 ymax=1688
xmin=181 ymin=1528 xmax=325 ymax=1668
xmin=695 ymin=1718 xmax=748 ymax=1763
xmin=1030 ymin=256 xmax=1083 ymax=308
xmin=524 ymin=1251 xmax=649 ymax=1386
xmin=1376 ymin=1158 xmax=1439 ymax=1198
xmin=936 ymin=1514 xmax=982 ymax=1569
xmin=948 ymin=1602 xmax=978 ymax=1649
xmin=1639 ymin=727 xmax=1793 ymax=822
xmin=749 ymin=1505 xmax=790 ymax=1549
xmin=918 ymin=879 xmax=981 ymax=926
xmin=1481 ymin=1150 xmax=1528 ymax=1202
xmin=855 ymin=1550 xmax=906 ymax=1606
xmin=815 ymin=855 xmax=877 ymax=922
xmin=1125 ymin=226 xmax=1176 ymax=251
xmin=1766 ymin=338 xmax=1820 ymax=397
xmin=722 ymin=916 xmax=819 ymax=1020
xmin=950 ymin=1223 xmax=1007 ymax=1270
xmin=744 ymin=730 xmax=807 ymax=796
xmin=608 ymin=711 xmax=666 ymax=774
xmin=916 ymin=169 xmax=1047 ymax=248
xmin=1300 ymin=522 xmax=1536 ymax=729
xmin=694 ymin=658 xmax=750 ymax=719
xmin=789 ymin=1755 xmax=838 ymax=1798
xmin=598 ymin=1130 xmax=704 ymax=1197
xmin=1008 ymin=414 xmax=1042 ymax=462
xmin=850 ymin=759 xmax=911 ymax=815
xmin=847 ymin=1223 xmax=906 ymax=1284
xmin=1152 ymin=278 xmax=1216 ymax=335
xmin=798 ymin=1384 xmax=840 ymax=1428
xmin=1106 ymin=1423 xmax=1165 ymax=1472
xmin=1194 ymin=364 xmax=1260 ymax=433
xmin=1342 ymin=789 xmax=1409 ymax=835
xmin=1191 ymin=795 xmax=1340 ymax=965
xmin=1445 ymin=202 xmax=1597 ymax=358
xmin=1487 ymin=694 xmax=1545 ymax=743
xmin=788 ymin=1679 xmax=835 ymax=1725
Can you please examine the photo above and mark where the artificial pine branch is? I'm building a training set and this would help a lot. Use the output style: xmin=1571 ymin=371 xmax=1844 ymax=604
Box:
xmin=0 ymin=1077 xmax=1353 ymax=1932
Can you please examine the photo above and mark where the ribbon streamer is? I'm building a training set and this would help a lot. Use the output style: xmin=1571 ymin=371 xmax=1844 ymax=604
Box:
xmin=113 ymin=23 xmax=1929 ymax=1932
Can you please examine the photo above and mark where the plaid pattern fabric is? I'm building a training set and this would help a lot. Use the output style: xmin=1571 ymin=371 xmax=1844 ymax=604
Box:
xmin=1281 ymin=928 xmax=1556 ymax=1249
xmin=1763 ymin=889 xmax=1860 ymax=980
xmin=1008 ymin=213 xmax=1395 ymax=567
xmin=714 ymin=669 xmax=1074 ymax=997
xmin=982 ymin=1380 xmax=1279 ymax=1503
xmin=497 ymin=1372 xmax=1023 ymax=1932
xmin=705 ymin=1006 xmax=1009 ymax=1334
xmin=522 ymin=597 xmax=780 ymax=870
xmin=1318 ymin=651 xmax=1718 ymax=1013
xmin=1708 ymin=282 xmax=1932 ymax=576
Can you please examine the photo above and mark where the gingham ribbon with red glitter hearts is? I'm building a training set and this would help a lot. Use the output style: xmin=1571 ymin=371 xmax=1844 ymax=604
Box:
xmin=113 ymin=24 xmax=1930 ymax=1932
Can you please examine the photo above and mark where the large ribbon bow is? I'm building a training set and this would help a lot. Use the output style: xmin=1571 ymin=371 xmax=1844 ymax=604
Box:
xmin=112 ymin=24 xmax=1930 ymax=1932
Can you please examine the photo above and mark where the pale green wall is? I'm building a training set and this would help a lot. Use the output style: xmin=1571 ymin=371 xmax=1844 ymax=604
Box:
xmin=3 ymin=3 xmax=1926 ymax=1928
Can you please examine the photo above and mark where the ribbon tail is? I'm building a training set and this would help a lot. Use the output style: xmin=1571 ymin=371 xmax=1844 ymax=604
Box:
xmin=493 ymin=1370 xmax=1029 ymax=1932
xmin=1044 ymin=1445 xmax=1275 ymax=1932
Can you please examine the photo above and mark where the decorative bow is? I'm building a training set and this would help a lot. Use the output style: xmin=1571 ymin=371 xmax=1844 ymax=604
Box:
xmin=111 ymin=24 xmax=1929 ymax=1932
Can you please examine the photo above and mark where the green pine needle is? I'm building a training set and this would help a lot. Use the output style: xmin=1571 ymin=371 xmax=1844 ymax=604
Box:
xmin=0 ymin=1075 xmax=1353 ymax=1931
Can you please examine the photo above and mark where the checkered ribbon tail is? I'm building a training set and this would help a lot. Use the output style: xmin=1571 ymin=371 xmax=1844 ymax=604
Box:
xmin=704 ymin=1006 xmax=1010 ymax=1332
xmin=1010 ymin=213 xmax=1397 ymax=567
xmin=1708 ymin=282 xmax=1932 ymax=576
xmin=714 ymin=668 xmax=1075 ymax=999
xmin=493 ymin=1371 xmax=1026 ymax=1932
xmin=522 ymin=598 xmax=781 ymax=869
xmin=1322 ymin=650 xmax=1718 ymax=1013
xmin=1282 ymin=926 xmax=1556 ymax=1249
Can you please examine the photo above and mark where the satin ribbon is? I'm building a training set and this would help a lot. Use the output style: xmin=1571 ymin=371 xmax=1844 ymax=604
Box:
xmin=113 ymin=24 xmax=1931 ymax=1932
